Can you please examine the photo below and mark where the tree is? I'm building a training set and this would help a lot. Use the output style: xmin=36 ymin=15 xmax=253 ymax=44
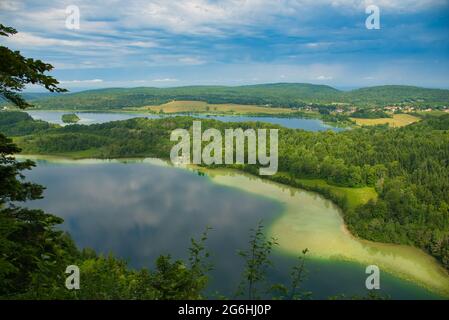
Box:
xmin=0 ymin=132 xmax=79 ymax=296
xmin=237 ymin=222 xmax=278 ymax=299
xmin=0 ymin=23 xmax=67 ymax=109
xmin=0 ymin=23 xmax=71 ymax=296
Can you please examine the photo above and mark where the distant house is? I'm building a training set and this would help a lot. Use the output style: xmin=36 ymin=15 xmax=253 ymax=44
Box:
xmin=385 ymin=106 xmax=398 ymax=112
xmin=2 ymin=106 xmax=8 ymax=111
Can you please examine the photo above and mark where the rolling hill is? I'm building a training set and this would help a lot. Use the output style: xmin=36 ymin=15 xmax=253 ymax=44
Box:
xmin=3 ymin=83 xmax=449 ymax=111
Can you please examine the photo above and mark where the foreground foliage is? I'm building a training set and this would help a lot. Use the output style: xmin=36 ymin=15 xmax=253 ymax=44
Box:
xmin=0 ymin=24 xmax=66 ymax=109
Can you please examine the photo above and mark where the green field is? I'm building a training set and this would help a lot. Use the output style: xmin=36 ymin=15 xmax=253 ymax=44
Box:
xmin=140 ymin=100 xmax=297 ymax=114
xmin=351 ymin=114 xmax=420 ymax=127
xmin=295 ymin=178 xmax=378 ymax=209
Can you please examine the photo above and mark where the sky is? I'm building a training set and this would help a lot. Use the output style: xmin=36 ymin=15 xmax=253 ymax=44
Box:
xmin=1 ymin=0 xmax=449 ymax=91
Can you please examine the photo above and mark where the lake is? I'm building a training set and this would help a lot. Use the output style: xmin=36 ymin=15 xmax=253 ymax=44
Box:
xmin=19 ymin=156 xmax=449 ymax=299
xmin=25 ymin=110 xmax=344 ymax=131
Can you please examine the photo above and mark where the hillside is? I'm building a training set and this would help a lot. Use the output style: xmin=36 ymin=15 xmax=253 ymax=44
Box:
xmin=4 ymin=83 xmax=449 ymax=111
xmin=342 ymin=85 xmax=449 ymax=106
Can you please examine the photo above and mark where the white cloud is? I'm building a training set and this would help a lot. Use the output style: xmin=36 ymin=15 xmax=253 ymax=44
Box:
xmin=2 ymin=0 xmax=446 ymax=40
xmin=1 ymin=0 xmax=447 ymax=87
xmin=4 ymin=32 xmax=84 ymax=47
xmin=127 ymin=41 xmax=159 ymax=48
xmin=119 ymin=0 xmax=446 ymax=35
xmin=305 ymin=42 xmax=333 ymax=49
xmin=316 ymin=75 xmax=333 ymax=80
xmin=0 ymin=0 xmax=23 ymax=11
xmin=152 ymin=78 xmax=179 ymax=82
xmin=60 ymin=79 xmax=104 ymax=84
xmin=177 ymin=56 xmax=205 ymax=65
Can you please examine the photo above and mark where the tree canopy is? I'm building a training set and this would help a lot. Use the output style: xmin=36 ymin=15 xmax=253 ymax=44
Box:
xmin=0 ymin=23 xmax=66 ymax=109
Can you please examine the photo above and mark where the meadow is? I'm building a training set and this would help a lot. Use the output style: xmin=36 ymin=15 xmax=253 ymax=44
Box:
xmin=139 ymin=100 xmax=297 ymax=115
xmin=350 ymin=114 xmax=420 ymax=127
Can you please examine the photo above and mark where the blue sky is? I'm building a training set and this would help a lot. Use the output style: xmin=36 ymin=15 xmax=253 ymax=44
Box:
xmin=1 ymin=0 xmax=449 ymax=91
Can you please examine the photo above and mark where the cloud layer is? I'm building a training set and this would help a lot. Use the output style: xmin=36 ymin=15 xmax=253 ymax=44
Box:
xmin=1 ymin=0 xmax=448 ymax=89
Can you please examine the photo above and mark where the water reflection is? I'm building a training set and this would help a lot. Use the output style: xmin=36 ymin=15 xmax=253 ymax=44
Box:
xmin=25 ymin=161 xmax=281 ymax=295
xmin=22 ymin=159 xmax=443 ymax=299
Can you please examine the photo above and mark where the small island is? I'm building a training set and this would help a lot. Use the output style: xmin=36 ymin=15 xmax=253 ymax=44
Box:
xmin=61 ymin=113 xmax=80 ymax=124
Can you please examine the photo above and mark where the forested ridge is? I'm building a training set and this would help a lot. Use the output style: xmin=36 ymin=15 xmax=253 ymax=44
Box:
xmin=3 ymin=84 xmax=449 ymax=110
xmin=1 ymin=111 xmax=449 ymax=272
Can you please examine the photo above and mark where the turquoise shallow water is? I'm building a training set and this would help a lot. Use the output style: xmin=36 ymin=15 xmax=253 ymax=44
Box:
xmin=21 ymin=158 xmax=444 ymax=299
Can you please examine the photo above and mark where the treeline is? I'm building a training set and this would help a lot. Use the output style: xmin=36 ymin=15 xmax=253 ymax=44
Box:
xmin=4 ymin=83 xmax=449 ymax=111
xmin=344 ymin=85 xmax=449 ymax=107
xmin=350 ymin=110 xmax=391 ymax=119
xmin=0 ymin=111 xmax=54 ymax=135
xmin=6 ymin=84 xmax=340 ymax=110
xmin=1 ymin=111 xmax=449 ymax=271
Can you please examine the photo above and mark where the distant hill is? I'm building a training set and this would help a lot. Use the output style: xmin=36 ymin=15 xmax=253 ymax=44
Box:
xmin=18 ymin=92 xmax=60 ymax=101
xmin=342 ymin=85 xmax=449 ymax=106
xmin=4 ymin=83 xmax=449 ymax=110
xmin=0 ymin=92 xmax=58 ymax=105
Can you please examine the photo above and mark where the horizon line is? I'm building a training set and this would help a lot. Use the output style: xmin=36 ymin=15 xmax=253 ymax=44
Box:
xmin=24 ymin=82 xmax=449 ymax=94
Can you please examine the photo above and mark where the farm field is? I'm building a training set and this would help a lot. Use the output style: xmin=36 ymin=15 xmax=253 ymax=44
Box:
xmin=350 ymin=114 xmax=420 ymax=127
xmin=139 ymin=100 xmax=297 ymax=114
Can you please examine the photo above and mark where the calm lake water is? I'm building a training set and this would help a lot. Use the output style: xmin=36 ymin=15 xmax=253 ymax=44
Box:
xmin=21 ymin=157 xmax=447 ymax=299
xmin=25 ymin=110 xmax=344 ymax=131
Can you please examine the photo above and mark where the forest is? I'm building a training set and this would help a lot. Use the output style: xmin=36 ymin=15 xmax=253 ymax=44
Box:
xmin=1 ymin=111 xmax=448 ymax=273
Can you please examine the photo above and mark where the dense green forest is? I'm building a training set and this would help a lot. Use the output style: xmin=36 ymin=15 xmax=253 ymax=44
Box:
xmin=3 ymin=84 xmax=449 ymax=111
xmin=343 ymin=85 xmax=449 ymax=106
xmin=1 ymin=111 xmax=449 ymax=273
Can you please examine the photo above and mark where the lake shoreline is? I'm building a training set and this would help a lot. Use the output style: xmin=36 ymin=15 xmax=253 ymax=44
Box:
xmin=14 ymin=153 xmax=449 ymax=298
xmin=18 ymin=109 xmax=353 ymax=129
